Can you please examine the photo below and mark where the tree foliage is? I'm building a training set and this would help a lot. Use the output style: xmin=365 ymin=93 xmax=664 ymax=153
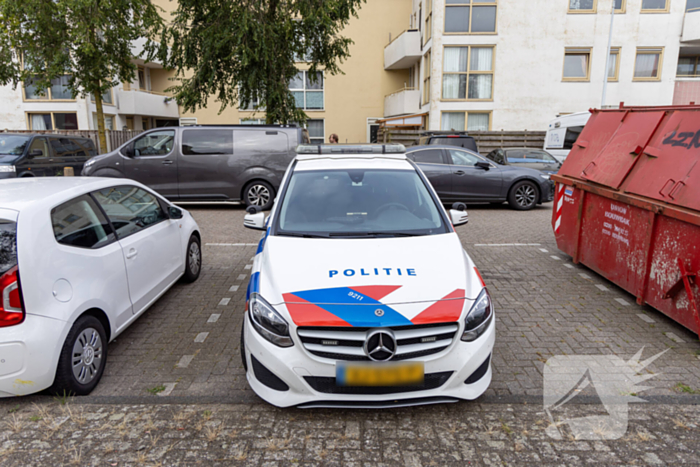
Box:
xmin=0 ymin=0 xmax=164 ymax=151
xmin=159 ymin=0 xmax=366 ymax=125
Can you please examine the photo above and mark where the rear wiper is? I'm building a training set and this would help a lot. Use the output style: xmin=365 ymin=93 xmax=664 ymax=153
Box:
xmin=328 ymin=231 xmax=422 ymax=238
xmin=277 ymin=232 xmax=330 ymax=238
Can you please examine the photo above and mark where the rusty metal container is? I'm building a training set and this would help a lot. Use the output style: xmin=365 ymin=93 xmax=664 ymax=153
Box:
xmin=552 ymin=104 xmax=700 ymax=337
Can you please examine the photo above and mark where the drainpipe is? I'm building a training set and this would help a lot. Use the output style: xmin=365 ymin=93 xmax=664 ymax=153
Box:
xmin=602 ymin=0 xmax=615 ymax=108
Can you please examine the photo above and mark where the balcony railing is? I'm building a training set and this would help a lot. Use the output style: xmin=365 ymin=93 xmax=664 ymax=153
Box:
xmin=682 ymin=10 xmax=700 ymax=43
xmin=384 ymin=30 xmax=421 ymax=70
xmin=117 ymin=89 xmax=179 ymax=118
xmin=384 ymin=87 xmax=421 ymax=118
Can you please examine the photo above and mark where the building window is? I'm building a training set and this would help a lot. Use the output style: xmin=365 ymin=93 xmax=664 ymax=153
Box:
xmin=641 ymin=0 xmax=668 ymax=11
xmin=23 ymin=74 xmax=74 ymax=101
xmin=28 ymin=112 xmax=78 ymax=130
xmin=93 ymin=114 xmax=115 ymax=130
xmin=608 ymin=47 xmax=620 ymax=81
xmin=634 ymin=48 xmax=663 ymax=80
xmin=240 ymin=95 xmax=262 ymax=111
xmin=137 ymin=67 xmax=147 ymax=90
xmin=688 ymin=0 xmax=700 ymax=11
xmin=563 ymin=48 xmax=591 ymax=81
xmin=240 ymin=118 xmax=265 ymax=124
xmin=424 ymin=0 xmax=432 ymax=44
xmin=289 ymin=71 xmax=324 ymax=110
xmin=306 ymin=119 xmax=324 ymax=144
xmin=423 ymin=51 xmax=431 ymax=104
xmin=677 ymin=56 xmax=700 ymax=76
xmin=441 ymin=112 xmax=490 ymax=131
xmin=445 ymin=0 xmax=497 ymax=34
xmin=568 ymin=0 xmax=596 ymax=13
xmin=442 ymin=46 xmax=494 ymax=100
xmin=91 ymin=90 xmax=114 ymax=105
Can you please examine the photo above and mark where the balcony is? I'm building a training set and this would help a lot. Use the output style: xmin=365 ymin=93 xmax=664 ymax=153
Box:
xmin=117 ymin=89 xmax=179 ymax=118
xmin=384 ymin=30 xmax=421 ymax=70
xmin=673 ymin=77 xmax=700 ymax=104
xmin=384 ymin=88 xmax=421 ymax=118
xmin=682 ymin=11 xmax=700 ymax=43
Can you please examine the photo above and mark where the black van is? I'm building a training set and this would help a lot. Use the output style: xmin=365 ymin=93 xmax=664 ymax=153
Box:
xmin=0 ymin=133 xmax=97 ymax=179
xmin=82 ymin=125 xmax=309 ymax=210
xmin=418 ymin=131 xmax=479 ymax=153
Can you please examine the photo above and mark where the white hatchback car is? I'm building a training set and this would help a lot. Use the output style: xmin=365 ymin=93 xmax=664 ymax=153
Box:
xmin=241 ymin=144 xmax=495 ymax=408
xmin=0 ymin=178 xmax=201 ymax=397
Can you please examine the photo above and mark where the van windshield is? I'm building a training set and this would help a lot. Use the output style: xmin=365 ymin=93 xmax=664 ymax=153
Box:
xmin=0 ymin=136 xmax=30 ymax=156
xmin=276 ymin=169 xmax=448 ymax=238
xmin=0 ymin=221 xmax=17 ymax=275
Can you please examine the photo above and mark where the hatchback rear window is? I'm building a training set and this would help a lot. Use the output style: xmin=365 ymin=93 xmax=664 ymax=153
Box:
xmin=0 ymin=221 xmax=17 ymax=275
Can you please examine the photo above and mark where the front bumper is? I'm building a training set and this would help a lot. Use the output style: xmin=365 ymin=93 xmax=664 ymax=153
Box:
xmin=0 ymin=314 xmax=67 ymax=397
xmin=243 ymin=313 xmax=495 ymax=408
xmin=541 ymin=180 xmax=555 ymax=203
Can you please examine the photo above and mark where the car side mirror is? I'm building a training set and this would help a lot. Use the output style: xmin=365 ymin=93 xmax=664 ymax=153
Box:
xmin=475 ymin=161 xmax=491 ymax=170
xmin=168 ymin=206 xmax=183 ymax=219
xmin=244 ymin=206 xmax=266 ymax=231
xmin=28 ymin=149 xmax=43 ymax=158
xmin=450 ymin=208 xmax=469 ymax=227
xmin=122 ymin=143 xmax=135 ymax=158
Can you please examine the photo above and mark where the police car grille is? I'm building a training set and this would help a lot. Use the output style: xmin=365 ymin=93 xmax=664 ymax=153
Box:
xmin=304 ymin=371 xmax=454 ymax=395
xmin=297 ymin=323 xmax=459 ymax=361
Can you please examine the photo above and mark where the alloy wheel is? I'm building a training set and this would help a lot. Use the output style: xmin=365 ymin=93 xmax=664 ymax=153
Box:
xmin=515 ymin=185 xmax=536 ymax=208
xmin=189 ymin=241 xmax=201 ymax=276
xmin=71 ymin=328 xmax=103 ymax=384
xmin=248 ymin=185 xmax=271 ymax=206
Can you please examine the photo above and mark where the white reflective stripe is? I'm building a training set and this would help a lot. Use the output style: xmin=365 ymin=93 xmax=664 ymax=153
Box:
xmin=395 ymin=339 xmax=452 ymax=355
xmin=393 ymin=324 xmax=459 ymax=340
xmin=558 ymin=183 xmax=564 ymax=192
xmin=557 ymin=196 xmax=564 ymax=212
xmin=303 ymin=343 xmax=366 ymax=356
xmin=297 ymin=329 xmax=367 ymax=341
xmin=555 ymin=216 xmax=562 ymax=231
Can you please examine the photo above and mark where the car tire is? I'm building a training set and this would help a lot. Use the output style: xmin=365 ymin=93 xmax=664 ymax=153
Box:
xmin=244 ymin=181 xmax=274 ymax=211
xmin=182 ymin=235 xmax=202 ymax=283
xmin=507 ymin=180 xmax=539 ymax=211
xmin=240 ymin=326 xmax=248 ymax=372
xmin=50 ymin=315 xmax=108 ymax=396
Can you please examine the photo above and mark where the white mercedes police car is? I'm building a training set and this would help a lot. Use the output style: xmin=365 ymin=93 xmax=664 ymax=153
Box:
xmin=241 ymin=144 xmax=495 ymax=408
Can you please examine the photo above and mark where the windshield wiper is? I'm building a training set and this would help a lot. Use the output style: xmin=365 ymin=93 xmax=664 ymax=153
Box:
xmin=277 ymin=231 xmax=330 ymax=238
xmin=328 ymin=231 xmax=422 ymax=238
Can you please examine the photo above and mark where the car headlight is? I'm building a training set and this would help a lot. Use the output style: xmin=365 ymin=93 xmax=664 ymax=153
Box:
xmin=84 ymin=159 xmax=96 ymax=168
xmin=540 ymin=174 xmax=550 ymax=180
xmin=0 ymin=165 xmax=16 ymax=173
xmin=461 ymin=288 xmax=494 ymax=342
xmin=249 ymin=294 xmax=293 ymax=347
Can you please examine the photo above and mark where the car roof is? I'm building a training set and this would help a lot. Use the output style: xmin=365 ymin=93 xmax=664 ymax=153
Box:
xmin=0 ymin=177 xmax=143 ymax=212
xmin=407 ymin=145 xmax=482 ymax=154
xmin=0 ymin=133 xmax=90 ymax=140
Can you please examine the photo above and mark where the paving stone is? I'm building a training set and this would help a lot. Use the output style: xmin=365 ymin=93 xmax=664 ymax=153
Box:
xmin=194 ymin=332 xmax=210 ymax=343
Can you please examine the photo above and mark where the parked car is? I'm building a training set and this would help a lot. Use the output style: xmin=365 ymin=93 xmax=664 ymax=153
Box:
xmin=406 ymin=145 xmax=554 ymax=210
xmin=240 ymin=144 xmax=493 ymax=408
xmin=544 ymin=111 xmax=590 ymax=162
xmin=485 ymin=148 xmax=562 ymax=175
xmin=0 ymin=177 xmax=201 ymax=397
xmin=0 ymin=133 xmax=97 ymax=179
xmin=82 ymin=125 xmax=309 ymax=210
xmin=418 ymin=131 xmax=479 ymax=153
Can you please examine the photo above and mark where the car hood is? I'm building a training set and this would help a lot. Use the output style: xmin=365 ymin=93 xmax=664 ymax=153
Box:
xmin=0 ymin=156 xmax=20 ymax=164
xmin=256 ymin=233 xmax=483 ymax=327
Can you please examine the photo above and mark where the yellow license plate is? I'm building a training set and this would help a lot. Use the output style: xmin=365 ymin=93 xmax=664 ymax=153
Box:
xmin=336 ymin=362 xmax=424 ymax=386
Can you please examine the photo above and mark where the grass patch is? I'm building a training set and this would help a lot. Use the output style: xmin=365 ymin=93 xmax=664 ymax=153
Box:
xmin=146 ymin=384 xmax=166 ymax=395
xmin=675 ymin=383 xmax=699 ymax=394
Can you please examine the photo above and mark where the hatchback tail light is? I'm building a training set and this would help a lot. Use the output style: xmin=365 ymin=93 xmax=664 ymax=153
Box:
xmin=0 ymin=266 xmax=24 ymax=327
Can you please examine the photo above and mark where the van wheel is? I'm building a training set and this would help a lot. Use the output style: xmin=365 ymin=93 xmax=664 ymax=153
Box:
xmin=182 ymin=235 xmax=201 ymax=283
xmin=50 ymin=315 xmax=108 ymax=396
xmin=508 ymin=181 xmax=539 ymax=211
xmin=244 ymin=181 xmax=274 ymax=211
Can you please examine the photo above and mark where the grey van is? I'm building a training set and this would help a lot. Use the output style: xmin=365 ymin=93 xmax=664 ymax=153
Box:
xmin=0 ymin=133 xmax=97 ymax=179
xmin=82 ymin=125 xmax=308 ymax=210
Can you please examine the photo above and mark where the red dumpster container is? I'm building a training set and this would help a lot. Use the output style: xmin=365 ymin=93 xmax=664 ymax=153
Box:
xmin=552 ymin=104 xmax=700 ymax=338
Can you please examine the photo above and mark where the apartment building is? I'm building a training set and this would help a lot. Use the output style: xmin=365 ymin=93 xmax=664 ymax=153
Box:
xmin=387 ymin=0 xmax=700 ymax=132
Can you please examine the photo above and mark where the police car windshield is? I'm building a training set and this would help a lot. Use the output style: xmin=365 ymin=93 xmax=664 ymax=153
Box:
xmin=276 ymin=169 xmax=448 ymax=237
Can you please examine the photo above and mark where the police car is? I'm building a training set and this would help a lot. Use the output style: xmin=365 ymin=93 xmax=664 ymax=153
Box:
xmin=241 ymin=144 xmax=495 ymax=408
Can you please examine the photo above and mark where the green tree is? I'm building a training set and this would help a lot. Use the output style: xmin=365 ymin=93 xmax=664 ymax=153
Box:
xmin=0 ymin=0 xmax=164 ymax=152
xmin=159 ymin=0 xmax=366 ymax=125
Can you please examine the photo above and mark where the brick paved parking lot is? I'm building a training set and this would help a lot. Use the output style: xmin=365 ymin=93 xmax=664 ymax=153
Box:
xmin=2 ymin=202 xmax=700 ymax=465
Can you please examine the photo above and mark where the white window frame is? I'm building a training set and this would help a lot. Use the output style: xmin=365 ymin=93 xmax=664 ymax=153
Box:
xmin=290 ymin=70 xmax=325 ymax=111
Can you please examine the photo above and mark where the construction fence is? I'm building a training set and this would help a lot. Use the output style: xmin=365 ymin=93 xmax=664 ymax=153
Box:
xmin=380 ymin=129 xmax=547 ymax=154
xmin=1 ymin=129 xmax=144 ymax=154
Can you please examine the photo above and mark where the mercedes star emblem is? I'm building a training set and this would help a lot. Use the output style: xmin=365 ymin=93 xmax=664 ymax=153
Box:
xmin=364 ymin=329 xmax=397 ymax=361
xmin=374 ymin=309 xmax=384 ymax=317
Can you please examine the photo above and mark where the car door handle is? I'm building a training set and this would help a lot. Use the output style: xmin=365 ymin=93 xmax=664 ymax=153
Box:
xmin=126 ymin=249 xmax=138 ymax=259
xmin=454 ymin=171 xmax=465 ymax=176
xmin=162 ymin=160 xmax=174 ymax=165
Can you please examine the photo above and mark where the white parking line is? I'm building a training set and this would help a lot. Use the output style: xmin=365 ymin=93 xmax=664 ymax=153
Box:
xmin=194 ymin=332 xmax=209 ymax=343
xmin=595 ymin=284 xmax=609 ymax=291
xmin=615 ymin=298 xmax=630 ymax=306
xmin=564 ymin=264 xmax=574 ymax=269
xmin=244 ymin=264 xmax=252 ymax=269
xmin=637 ymin=314 xmax=655 ymax=324
xmin=208 ymin=314 xmax=221 ymax=323
xmin=157 ymin=383 xmax=177 ymax=397
xmin=550 ymin=256 xmax=561 ymax=260
xmin=176 ymin=355 xmax=194 ymax=368
xmin=218 ymin=298 xmax=230 ymax=306
xmin=229 ymin=285 xmax=239 ymax=292
xmin=237 ymin=274 xmax=247 ymax=281
xmin=539 ymin=248 xmax=548 ymax=253
xmin=579 ymin=273 xmax=591 ymax=279
xmin=665 ymin=332 xmax=685 ymax=344
xmin=206 ymin=243 xmax=258 ymax=246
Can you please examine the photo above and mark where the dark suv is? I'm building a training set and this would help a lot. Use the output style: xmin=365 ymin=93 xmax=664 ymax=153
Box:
xmin=418 ymin=132 xmax=479 ymax=153
xmin=0 ymin=133 xmax=97 ymax=179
